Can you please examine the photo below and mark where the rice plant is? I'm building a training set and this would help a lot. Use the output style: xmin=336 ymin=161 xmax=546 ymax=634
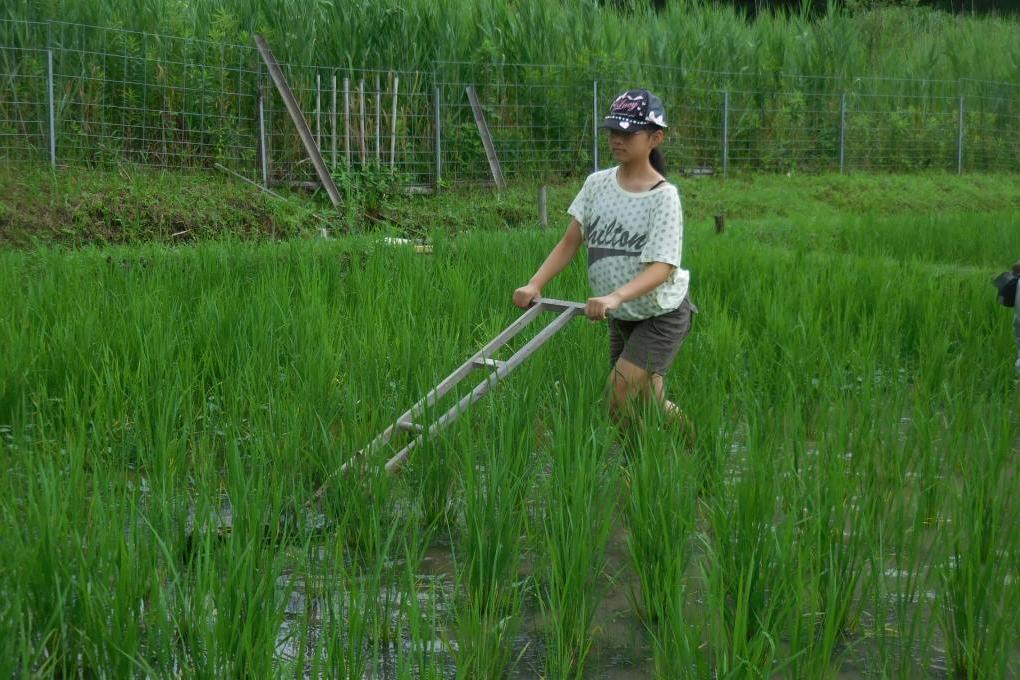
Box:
xmin=2 ymin=196 xmax=1020 ymax=676
xmin=534 ymin=397 xmax=617 ymax=678
xmin=624 ymin=413 xmax=705 ymax=677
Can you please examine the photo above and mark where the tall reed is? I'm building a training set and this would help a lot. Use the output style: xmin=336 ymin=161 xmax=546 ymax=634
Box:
xmin=3 ymin=2 xmax=1019 ymax=175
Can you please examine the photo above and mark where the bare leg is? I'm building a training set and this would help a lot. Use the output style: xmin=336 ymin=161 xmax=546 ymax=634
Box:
xmin=607 ymin=358 xmax=695 ymax=449
xmin=608 ymin=358 xmax=651 ymax=420
xmin=650 ymin=373 xmax=696 ymax=446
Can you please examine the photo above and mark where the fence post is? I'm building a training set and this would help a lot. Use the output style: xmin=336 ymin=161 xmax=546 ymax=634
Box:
xmin=331 ymin=73 xmax=337 ymax=170
xmin=140 ymin=32 xmax=148 ymax=159
xmin=375 ymin=73 xmax=382 ymax=161
xmin=839 ymin=92 xmax=846 ymax=174
xmin=315 ymin=72 xmax=321 ymax=151
xmin=47 ymin=49 xmax=56 ymax=169
xmin=357 ymin=79 xmax=367 ymax=163
xmin=722 ymin=90 xmax=729 ymax=178
xmin=592 ymin=79 xmax=599 ymax=172
xmin=434 ymin=85 xmax=442 ymax=188
xmin=343 ymin=77 xmax=351 ymax=167
xmin=257 ymin=78 xmax=268 ymax=188
xmin=390 ymin=74 xmax=399 ymax=170
xmin=957 ymin=94 xmax=965 ymax=175
xmin=539 ymin=185 xmax=548 ymax=228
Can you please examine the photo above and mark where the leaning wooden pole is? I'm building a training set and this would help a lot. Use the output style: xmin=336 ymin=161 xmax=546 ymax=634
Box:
xmin=253 ymin=34 xmax=343 ymax=208
xmin=465 ymin=85 xmax=506 ymax=190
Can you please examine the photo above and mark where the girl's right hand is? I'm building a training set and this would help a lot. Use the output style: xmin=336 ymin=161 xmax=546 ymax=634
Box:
xmin=512 ymin=283 xmax=541 ymax=309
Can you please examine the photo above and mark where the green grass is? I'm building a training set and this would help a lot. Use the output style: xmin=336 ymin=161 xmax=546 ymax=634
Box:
xmin=2 ymin=175 xmax=1020 ymax=677
xmin=5 ymin=165 xmax=1020 ymax=246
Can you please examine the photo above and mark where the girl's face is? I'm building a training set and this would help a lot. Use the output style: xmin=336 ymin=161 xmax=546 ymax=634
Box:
xmin=608 ymin=128 xmax=664 ymax=165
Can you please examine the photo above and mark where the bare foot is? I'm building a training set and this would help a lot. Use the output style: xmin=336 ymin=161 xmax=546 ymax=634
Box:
xmin=664 ymin=400 xmax=697 ymax=448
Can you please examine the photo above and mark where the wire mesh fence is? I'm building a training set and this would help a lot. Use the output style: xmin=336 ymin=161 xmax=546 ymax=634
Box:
xmin=0 ymin=45 xmax=50 ymax=164
xmin=0 ymin=19 xmax=438 ymax=187
xmin=440 ymin=62 xmax=1020 ymax=182
xmin=261 ymin=62 xmax=436 ymax=188
xmin=2 ymin=18 xmax=1019 ymax=189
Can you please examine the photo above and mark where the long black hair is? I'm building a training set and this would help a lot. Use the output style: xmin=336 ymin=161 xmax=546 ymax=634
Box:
xmin=650 ymin=147 xmax=666 ymax=175
xmin=649 ymin=125 xmax=666 ymax=175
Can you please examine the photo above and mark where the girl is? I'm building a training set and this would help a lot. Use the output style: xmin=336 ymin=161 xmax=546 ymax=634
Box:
xmin=512 ymin=88 xmax=695 ymax=441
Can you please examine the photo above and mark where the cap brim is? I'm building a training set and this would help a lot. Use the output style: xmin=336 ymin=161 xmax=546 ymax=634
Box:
xmin=600 ymin=118 xmax=669 ymax=132
xmin=599 ymin=117 xmax=653 ymax=132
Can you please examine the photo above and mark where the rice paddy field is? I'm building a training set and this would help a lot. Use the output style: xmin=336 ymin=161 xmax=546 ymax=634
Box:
xmin=3 ymin=178 xmax=1020 ymax=678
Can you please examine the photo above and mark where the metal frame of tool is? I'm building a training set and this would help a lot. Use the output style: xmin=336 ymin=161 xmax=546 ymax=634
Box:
xmin=345 ymin=298 xmax=585 ymax=477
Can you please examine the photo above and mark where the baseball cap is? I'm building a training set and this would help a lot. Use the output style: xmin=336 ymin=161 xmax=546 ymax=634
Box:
xmin=600 ymin=89 xmax=668 ymax=132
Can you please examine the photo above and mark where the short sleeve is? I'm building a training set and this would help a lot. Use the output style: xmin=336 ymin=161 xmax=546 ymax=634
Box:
xmin=567 ymin=175 xmax=591 ymax=237
xmin=639 ymin=186 xmax=682 ymax=267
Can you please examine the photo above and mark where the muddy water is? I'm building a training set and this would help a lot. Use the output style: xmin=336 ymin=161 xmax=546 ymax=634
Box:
xmin=273 ymin=520 xmax=657 ymax=679
xmin=271 ymin=516 xmax=960 ymax=679
xmin=268 ymin=479 xmax=958 ymax=678
xmin=175 ymin=455 xmax=955 ymax=677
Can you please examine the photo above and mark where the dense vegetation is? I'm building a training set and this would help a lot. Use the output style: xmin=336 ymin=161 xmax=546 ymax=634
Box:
xmin=4 ymin=0 xmax=1019 ymax=83
xmin=681 ymin=0 xmax=1019 ymax=16
xmin=3 ymin=3 xmax=1019 ymax=677
xmin=3 ymin=177 xmax=1020 ymax=677
xmin=3 ymin=1 xmax=1019 ymax=178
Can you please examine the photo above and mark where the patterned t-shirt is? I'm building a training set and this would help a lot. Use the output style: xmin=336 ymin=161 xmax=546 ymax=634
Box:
xmin=567 ymin=166 xmax=689 ymax=321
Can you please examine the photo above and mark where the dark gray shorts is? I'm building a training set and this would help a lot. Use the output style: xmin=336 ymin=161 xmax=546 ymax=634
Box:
xmin=609 ymin=297 xmax=696 ymax=376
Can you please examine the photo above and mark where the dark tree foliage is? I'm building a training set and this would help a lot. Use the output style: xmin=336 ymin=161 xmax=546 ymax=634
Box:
xmin=605 ymin=0 xmax=1019 ymax=16
xmin=750 ymin=0 xmax=1018 ymax=14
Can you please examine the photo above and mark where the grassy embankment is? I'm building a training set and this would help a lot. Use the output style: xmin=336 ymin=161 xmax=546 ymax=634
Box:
xmin=3 ymin=165 xmax=1020 ymax=245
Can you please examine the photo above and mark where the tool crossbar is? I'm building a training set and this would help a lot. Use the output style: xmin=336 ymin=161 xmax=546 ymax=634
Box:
xmin=339 ymin=298 xmax=585 ymax=476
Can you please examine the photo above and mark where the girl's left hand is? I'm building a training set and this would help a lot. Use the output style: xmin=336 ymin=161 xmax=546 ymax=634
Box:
xmin=585 ymin=293 xmax=622 ymax=321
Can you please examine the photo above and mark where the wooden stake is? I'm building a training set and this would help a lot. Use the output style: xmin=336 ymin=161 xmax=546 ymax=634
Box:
xmin=343 ymin=77 xmax=351 ymax=167
xmin=465 ymin=84 xmax=506 ymax=190
xmin=390 ymin=74 xmax=399 ymax=169
xmin=330 ymin=74 xmax=337 ymax=169
xmin=253 ymin=34 xmax=342 ymax=208
xmin=358 ymin=79 xmax=367 ymax=163
xmin=375 ymin=73 xmax=382 ymax=161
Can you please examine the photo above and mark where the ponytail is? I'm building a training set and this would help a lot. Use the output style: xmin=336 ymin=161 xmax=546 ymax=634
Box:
xmin=649 ymin=147 xmax=666 ymax=175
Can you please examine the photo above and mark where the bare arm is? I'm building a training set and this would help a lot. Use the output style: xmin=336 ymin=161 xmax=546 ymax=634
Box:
xmin=512 ymin=219 xmax=583 ymax=308
xmin=528 ymin=218 xmax=583 ymax=288
xmin=612 ymin=262 xmax=675 ymax=302
xmin=584 ymin=262 xmax=675 ymax=320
